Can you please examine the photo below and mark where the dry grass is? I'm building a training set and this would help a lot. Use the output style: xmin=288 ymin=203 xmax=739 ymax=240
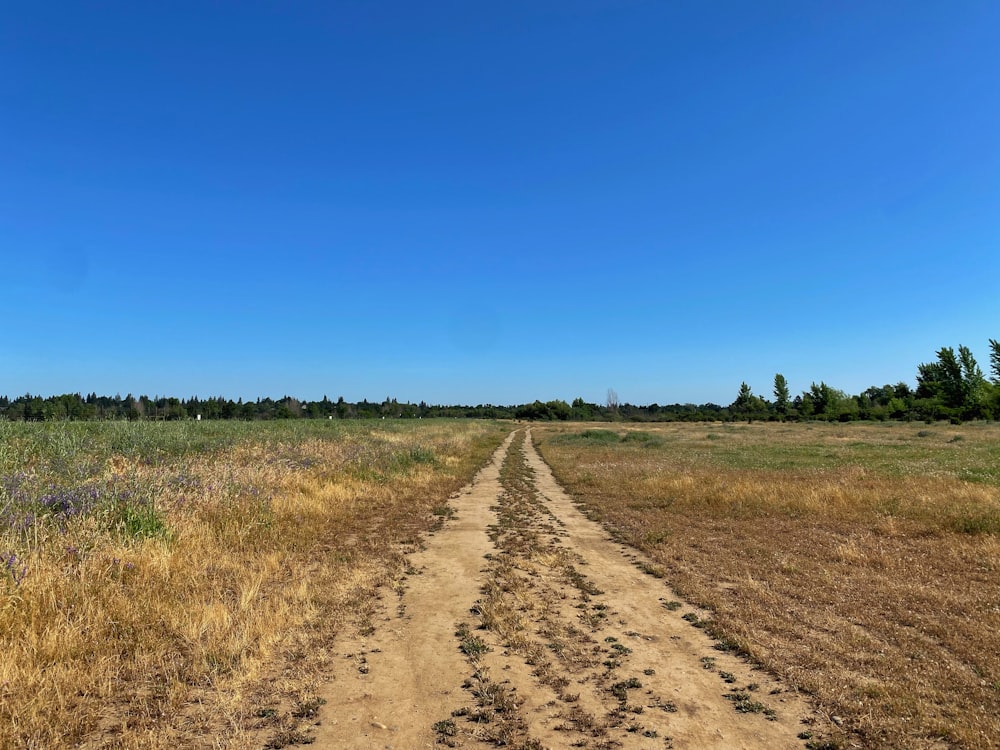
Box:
xmin=0 ymin=419 xmax=507 ymax=749
xmin=534 ymin=421 xmax=1000 ymax=750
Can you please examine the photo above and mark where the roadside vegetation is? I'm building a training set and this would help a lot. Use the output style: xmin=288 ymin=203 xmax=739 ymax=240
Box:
xmin=535 ymin=421 xmax=1000 ymax=749
xmin=0 ymin=419 xmax=507 ymax=749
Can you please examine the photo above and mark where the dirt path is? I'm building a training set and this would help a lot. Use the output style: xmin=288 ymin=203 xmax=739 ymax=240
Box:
xmin=312 ymin=430 xmax=824 ymax=749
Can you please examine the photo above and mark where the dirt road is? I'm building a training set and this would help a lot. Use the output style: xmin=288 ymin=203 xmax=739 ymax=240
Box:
xmin=311 ymin=430 xmax=822 ymax=749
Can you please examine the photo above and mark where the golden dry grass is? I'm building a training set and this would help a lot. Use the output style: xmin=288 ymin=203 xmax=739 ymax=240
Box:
xmin=534 ymin=421 xmax=1000 ymax=749
xmin=0 ymin=419 xmax=508 ymax=749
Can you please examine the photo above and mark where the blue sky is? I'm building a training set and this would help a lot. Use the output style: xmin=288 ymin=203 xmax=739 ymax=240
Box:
xmin=2 ymin=2 xmax=998 ymax=406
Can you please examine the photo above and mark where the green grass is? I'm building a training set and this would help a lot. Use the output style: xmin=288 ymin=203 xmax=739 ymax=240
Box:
xmin=554 ymin=428 xmax=621 ymax=444
xmin=551 ymin=428 xmax=664 ymax=448
xmin=0 ymin=419 xmax=463 ymax=474
xmin=550 ymin=421 xmax=1000 ymax=487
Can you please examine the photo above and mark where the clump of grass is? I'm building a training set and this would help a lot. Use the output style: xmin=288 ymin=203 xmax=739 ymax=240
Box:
xmin=609 ymin=677 xmax=642 ymax=702
xmin=948 ymin=510 xmax=1000 ymax=535
xmin=456 ymin=622 xmax=491 ymax=659
xmin=290 ymin=696 xmax=326 ymax=719
xmin=555 ymin=429 xmax=620 ymax=445
xmin=636 ymin=560 xmax=666 ymax=578
xmin=459 ymin=667 xmax=528 ymax=745
xmin=432 ymin=718 xmax=457 ymax=736
xmin=621 ymin=431 xmax=663 ymax=447
xmin=102 ymin=491 xmax=170 ymax=540
xmin=724 ymin=689 xmax=766 ymax=713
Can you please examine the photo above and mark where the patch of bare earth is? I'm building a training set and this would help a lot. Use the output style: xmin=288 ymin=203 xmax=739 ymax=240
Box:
xmin=311 ymin=430 xmax=825 ymax=749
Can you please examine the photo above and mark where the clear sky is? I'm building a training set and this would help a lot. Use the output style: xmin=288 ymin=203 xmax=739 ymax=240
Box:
xmin=2 ymin=2 xmax=998 ymax=406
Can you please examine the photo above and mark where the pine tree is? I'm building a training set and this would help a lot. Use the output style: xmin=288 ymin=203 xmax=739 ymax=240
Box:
xmin=773 ymin=374 xmax=790 ymax=415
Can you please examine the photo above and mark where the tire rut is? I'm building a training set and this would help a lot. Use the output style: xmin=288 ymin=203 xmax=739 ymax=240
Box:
xmin=311 ymin=429 xmax=827 ymax=749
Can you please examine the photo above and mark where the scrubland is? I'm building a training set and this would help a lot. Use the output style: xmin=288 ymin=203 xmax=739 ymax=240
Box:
xmin=0 ymin=419 xmax=507 ymax=749
xmin=534 ymin=421 xmax=1000 ymax=749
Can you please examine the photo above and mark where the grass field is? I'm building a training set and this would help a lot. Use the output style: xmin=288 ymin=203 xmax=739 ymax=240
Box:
xmin=534 ymin=421 xmax=1000 ymax=749
xmin=0 ymin=419 xmax=508 ymax=749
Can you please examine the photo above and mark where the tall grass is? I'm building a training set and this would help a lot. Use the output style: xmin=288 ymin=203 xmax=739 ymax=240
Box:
xmin=0 ymin=419 xmax=508 ymax=749
xmin=536 ymin=421 xmax=1000 ymax=749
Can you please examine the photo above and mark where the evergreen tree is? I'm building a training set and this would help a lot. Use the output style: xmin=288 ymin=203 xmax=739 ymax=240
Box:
xmin=773 ymin=374 xmax=790 ymax=416
xmin=916 ymin=344 xmax=988 ymax=419
xmin=989 ymin=338 xmax=1000 ymax=386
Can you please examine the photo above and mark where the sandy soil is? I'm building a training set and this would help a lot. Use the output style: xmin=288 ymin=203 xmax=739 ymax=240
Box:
xmin=310 ymin=430 xmax=823 ymax=749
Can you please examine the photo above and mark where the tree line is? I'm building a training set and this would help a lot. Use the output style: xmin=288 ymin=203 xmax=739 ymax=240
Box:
xmin=0 ymin=394 xmax=499 ymax=422
xmin=3 ymin=340 xmax=998 ymax=423
xmin=731 ymin=339 xmax=1000 ymax=423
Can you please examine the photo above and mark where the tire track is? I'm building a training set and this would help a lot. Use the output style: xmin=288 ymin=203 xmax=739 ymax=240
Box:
xmin=312 ymin=429 xmax=828 ymax=749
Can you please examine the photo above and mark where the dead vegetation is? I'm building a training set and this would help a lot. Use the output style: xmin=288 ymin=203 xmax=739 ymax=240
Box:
xmin=535 ymin=421 xmax=1000 ymax=749
xmin=0 ymin=420 xmax=508 ymax=749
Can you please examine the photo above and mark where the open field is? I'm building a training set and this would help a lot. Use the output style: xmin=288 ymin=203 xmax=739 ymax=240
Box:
xmin=534 ymin=421 xmax=1000 ymax=749
xmin=5 ymin=418 xmax=998 ymax=749
xmin=0 ymin=419 xmax=508 ymax=749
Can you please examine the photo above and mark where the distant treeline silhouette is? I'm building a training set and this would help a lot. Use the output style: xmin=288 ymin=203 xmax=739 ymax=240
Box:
xmin=4 ymin=340 xmax=999 ymax=424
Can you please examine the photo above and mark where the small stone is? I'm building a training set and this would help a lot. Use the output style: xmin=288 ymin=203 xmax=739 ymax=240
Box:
xmin=832 ymin=715 xmax=844 ymax=726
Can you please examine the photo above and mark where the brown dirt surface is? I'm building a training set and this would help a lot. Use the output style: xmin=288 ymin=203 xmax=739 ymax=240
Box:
xmin=309 ymin=430 xmax=827 ymax=749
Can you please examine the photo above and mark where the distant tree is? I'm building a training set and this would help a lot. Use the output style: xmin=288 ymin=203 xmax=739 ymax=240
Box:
xmin=989 ymin=338 xmax=1000 ymax=386
xmin=988 ymin=340 xmax=1000 ymax=419
xmin=893 ymin=382 xmax=913 ymax=400
xmin=731 ymin=382 xmax=768 ymax=421
xmin=858 ymin=384 xmax=903 ymax=420
xmin=571 ymin=397 xmax=597 ymax=420
xmin=546 ymin=400 xmax=573 ymax=420
xmin=513 ymin=400 xmax=572 ymax=421
xmin=958 ymin=345 xmax=987 ymax=415
xmin=125 ymin=394 xmax=141 ymax=420
xmin=734 ymin=382 xmax=753 ymax=409
xmin=773 ymin=374 xmax=790 ymax=416
xmin=917 ymin=347 xmax=962 ymax=406
xmin=606 ymin=388 xmax=619 ymax=414
xmin=917 ymin=344 xmax=988 ymax=419
xmin=515 ymin=401 xmax=547 ymax=420
xmin=806 ymin=382 xmax=836 ymax=419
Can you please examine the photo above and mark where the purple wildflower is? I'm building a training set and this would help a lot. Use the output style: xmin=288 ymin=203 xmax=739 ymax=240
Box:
xmin=1 ymin=552 xmax=27 ymax=586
